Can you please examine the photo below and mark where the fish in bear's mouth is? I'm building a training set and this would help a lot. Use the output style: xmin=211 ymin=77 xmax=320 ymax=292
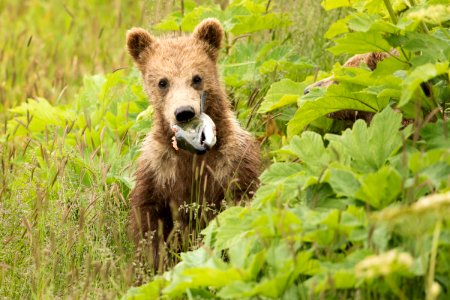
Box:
xmin=171 ymin=93 xmax=217 ymax=155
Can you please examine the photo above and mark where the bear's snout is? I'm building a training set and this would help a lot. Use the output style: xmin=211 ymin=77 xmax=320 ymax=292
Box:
xmin=175 ymin=106 xmax=195 ymax=122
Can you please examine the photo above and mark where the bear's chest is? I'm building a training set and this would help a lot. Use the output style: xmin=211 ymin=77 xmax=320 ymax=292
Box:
xmin=156 ymin=150 xmax=230 ymax=203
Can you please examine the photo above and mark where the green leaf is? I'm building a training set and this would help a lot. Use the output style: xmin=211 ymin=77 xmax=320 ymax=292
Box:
xmin=180 ymin=6 xmax=222 ymax=32
xmin=163 ymin=247 xmax=242 ymax=296
xmin=154 ymin=15 xmax=181 ymax=31
xmin=421 ymin=120 xmax=450 ymax=150
xmin=403 ymin=31 xmax=450 ymax=66
xmin=417 ymin=162 xmax=450 ymax=190
xmin=253 ymin=178 xmax=303 ymax=206
xmin=321 ymin=0 xmax=352 ymax=10
xmin=258 ymin=79 xmax=305 ymax=113
xmin=334 ymin=64 xmax=402 ymax=90
xmin=325 ymin=17 xmax=349 ymax=39
xmin=399 ymin=61 xmax=449 ymax=106
xmin=328 ymin=31 xmax=392 ymax=55
xmin=121 ymin=277 xmax=167 ymax=300
xmin=9 ymin=97 xmax=76 ymax=133
xmin=355 ymin=166 xmax=402 ymax=208
xmin=287 ymin=83 xmax=388 ymax=137
xmin=217 ymin=281 xmax=257 ymax=298
xmin=260 ymin=162 xmax=303 ymax=185
xmin=347 ymin=13 xmax=398 ymax=33
xmin=230 ymin=13 xmax=291 ymax=35
xmin=306 ymin=250 xmax=371 ymax=293
xmin=202 ymin=207 xmax=254 ymax=251
xmin=328 ymin=166 xmax=361 ymax=198
xmin=181 ymin=267 xmax=243 ymax=287
xmin=283 ymin=132 xmax=331 ymax=175
xmin=325 ymin=107 xmax=403 ymax=173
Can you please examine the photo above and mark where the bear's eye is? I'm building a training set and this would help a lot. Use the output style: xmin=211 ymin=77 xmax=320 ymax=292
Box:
xmin=192 ymin=75 xmax=202 ymax=85
xmin=158 ymin=78 xmax=169 ymax=89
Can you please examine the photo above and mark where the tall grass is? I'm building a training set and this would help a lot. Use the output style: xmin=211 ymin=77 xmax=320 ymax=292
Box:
xmin=280 ymin=0 xmax=345 ymax=71
xmin=0 ymin=1 xmax=339 ymax=298
xmin=0 ymin=0 xmax=154 ymax=114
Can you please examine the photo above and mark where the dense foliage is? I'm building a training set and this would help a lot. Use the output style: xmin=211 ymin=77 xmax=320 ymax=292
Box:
xmin=1 ymin=0 xmax=449 ymax=299
xmin=124 ymin=0 xmax=450 ymax=299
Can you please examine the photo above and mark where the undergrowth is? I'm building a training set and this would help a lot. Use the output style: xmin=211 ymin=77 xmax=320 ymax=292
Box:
xmin=1 ymin=0 xmax=449 ymax=299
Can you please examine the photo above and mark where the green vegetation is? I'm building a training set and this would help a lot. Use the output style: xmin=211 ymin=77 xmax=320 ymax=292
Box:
xmin=1 ymin=0 xmax=449 ymax=299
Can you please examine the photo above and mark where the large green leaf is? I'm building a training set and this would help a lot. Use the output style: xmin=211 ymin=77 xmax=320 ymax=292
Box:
xmin=258 ymin=79 xmax=305 ymax=113
xmin=420 ymin=120 xmax=450 ymax=150
xmin=328 ymin=165 xmax=361 ymax=198
xmin=230 ymin=13 xmax=291 ymax=35
xmin=121 ymin=277 xmax=167 ymax=300
xmin=254 ymin=162 xmax=305 ymax=205
xmin=325 ymin=17 xmax=349 ymax=39
xmin=346 ymin=13 xmax=398 ymax=33
xmin=328 ymin=31 xmax=392 ymax=55
xmin=403 ymin=31 xmax=450 ymax=66
xmin=202 ymin=206 xmax=254 ymax=250
xmin=325 ymin=107 xmax=403 ymax=173
xmin=287 ymin=83 xmax=388 ymax=137
xmin=355 ymin=166 xmax=402 ymax=208
xmin=399 ymin=61 xmax=449 ymax=106
xmin=9 ymin=97 xmax=76 ymax=134
xmin=282 ymin=132 xmax=331 ymax=175
xmin=260 ymin=162 xmax=303 ymax=185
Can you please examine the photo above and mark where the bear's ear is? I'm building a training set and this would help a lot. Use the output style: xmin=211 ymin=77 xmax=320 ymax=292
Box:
xmin=126 ymin=27 xmax=155 ymax=68
xmin=193 ymin=18 xmax=223 ymax=61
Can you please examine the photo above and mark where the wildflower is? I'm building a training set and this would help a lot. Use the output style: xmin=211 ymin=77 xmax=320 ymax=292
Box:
xmin=408 ymin=5 xmax=450 ymax=24
xmin=355 ymin=249 xmax=413 ymax=279
xmin=430 ymin=281 xmax=441 ymax=300
xmin=412 ymin=192 xmax=450 ymax=214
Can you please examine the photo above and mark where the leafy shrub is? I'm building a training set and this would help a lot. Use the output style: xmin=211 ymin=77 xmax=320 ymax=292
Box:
xmin=2 ymin=0 xmax=449 ymax=298
xmin=123 ymin=0 xmax=450 ymax=299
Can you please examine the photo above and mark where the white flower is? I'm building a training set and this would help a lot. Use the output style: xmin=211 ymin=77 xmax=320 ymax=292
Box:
xmin=408 ymin=5 xmax=450 ymax=24
xmin=430 ymin=281 xmax=441 ymax=300
xmin=412 ymin=191 xmax=450 ymax=213
xmin=356 ymin=249 xmax=413 ymax=279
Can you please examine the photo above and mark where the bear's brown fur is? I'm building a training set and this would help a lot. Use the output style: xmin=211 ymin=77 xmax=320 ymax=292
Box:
xmin=126 ymin=19 xmax=261 ymax=270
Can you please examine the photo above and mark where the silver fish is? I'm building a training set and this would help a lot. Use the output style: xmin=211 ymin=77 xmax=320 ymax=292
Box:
xmin=171 ymin=112 xmax=216 ymax=155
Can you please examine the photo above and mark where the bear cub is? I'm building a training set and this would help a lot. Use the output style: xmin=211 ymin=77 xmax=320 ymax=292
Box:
xmin=126 ymin=18 xmax=261 ymax=270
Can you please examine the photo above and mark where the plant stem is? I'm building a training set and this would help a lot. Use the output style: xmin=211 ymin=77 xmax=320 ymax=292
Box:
xmin=386 ymin=275 xmax=406 ymax=300
xmin=426 ymin=218 xmax=442 ymax=300
xmin=383 ymin=0 xmax=398 ymax=24
xmin=265 ymin=0 xmax=272 ymax=13
xmin=181 ymin=0 xmax=184 ymax=17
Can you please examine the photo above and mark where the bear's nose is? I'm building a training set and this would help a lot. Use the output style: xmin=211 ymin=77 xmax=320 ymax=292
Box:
xmin=175 ymin=106 xmax=195 ymax=122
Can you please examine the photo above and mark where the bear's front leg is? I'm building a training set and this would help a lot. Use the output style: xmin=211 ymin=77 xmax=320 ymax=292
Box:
xmin=129 ymin=176 xmax=173 ymax=272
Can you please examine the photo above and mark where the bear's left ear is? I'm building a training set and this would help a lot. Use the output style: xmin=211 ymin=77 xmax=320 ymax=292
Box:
xmin=126 ymin=27 xmax=156 ymax=71
xmin=193 ymin=18 xmax=223 ymax=61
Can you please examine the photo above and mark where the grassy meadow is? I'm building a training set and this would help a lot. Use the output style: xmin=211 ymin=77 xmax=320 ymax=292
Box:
xmin=0 ymin=1 xmax=337 ymax=298
xmin=1 ymin=0 xmax=449 ymax=299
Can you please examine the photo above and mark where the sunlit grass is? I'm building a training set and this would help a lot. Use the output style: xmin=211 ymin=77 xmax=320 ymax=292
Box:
xmin=0 ymin=0 xmax=158 ymax=113
xmin=0 ymin=0 xmax=341 ymax=298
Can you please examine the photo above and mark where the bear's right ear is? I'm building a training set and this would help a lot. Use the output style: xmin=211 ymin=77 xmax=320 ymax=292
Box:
xmin=126 ymin=27 xmax=155 ymax=68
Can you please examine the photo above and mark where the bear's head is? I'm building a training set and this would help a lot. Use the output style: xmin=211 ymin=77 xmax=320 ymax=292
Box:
xmin=126 ymin=19 xmax=224 ymax=133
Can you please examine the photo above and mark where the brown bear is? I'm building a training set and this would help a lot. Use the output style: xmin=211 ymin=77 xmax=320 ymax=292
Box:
xmin=126 ymin=18 xmax=261 ymax=271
